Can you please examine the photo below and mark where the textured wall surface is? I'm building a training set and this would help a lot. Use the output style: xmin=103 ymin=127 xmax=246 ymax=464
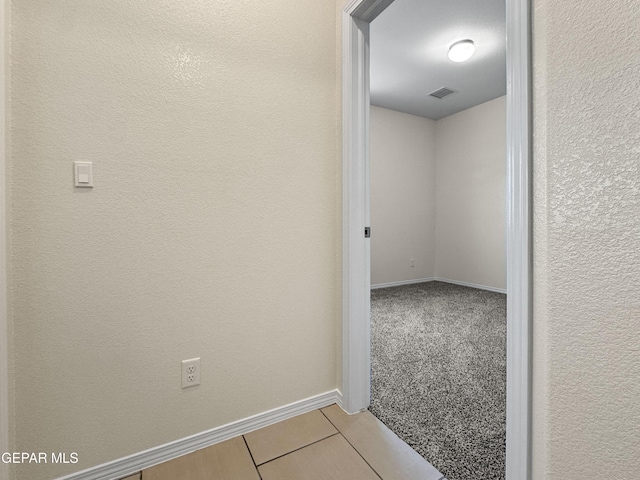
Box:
xmin=435 ymin=96 xmax=506 ymax=290
xmin=370 ymin=106 xmax=436 ymax=285
xmin=369 ymin=100 xmax=505 ymax=289
xmin=532 ymin=0 xmax=640 ymax=478
xmin=9 ymin=1 xmax=338 ymax=478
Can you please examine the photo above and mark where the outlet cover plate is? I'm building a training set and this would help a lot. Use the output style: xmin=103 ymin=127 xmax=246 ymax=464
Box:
xmin=181 ymin=357 xmax=201 ymax=389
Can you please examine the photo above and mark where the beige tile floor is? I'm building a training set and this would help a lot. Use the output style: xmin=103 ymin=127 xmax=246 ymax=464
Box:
xmin=126 ymin=404 xmax=445 ymax=480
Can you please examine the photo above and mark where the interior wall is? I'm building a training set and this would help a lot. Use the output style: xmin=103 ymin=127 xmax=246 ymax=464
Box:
xmin=334 ymin=0 xmax=344 ymax=408
xmin=0 ymin=1 xmax=8 ymax=478
xmin=435 ymin=96 xmax=506 ymax=290
xmin=369 ymin=105 xmax=436 ymax=285
xmin=369 ymin=97 xmax=505 ymax=290
xmin=532 ymin=0 xmax=640 ymax=478
xmin=9 ymin=1 xmax=338 ymax=479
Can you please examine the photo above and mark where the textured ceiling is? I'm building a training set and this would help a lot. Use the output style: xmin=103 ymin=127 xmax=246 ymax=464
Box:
xmin=370 ymin=0 xmax=506 ymax=120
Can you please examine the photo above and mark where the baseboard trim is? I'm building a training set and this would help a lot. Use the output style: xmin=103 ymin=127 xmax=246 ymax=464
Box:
xmin=433 ymin=277 xmax=507 ymax=294
xmin=57 ymin=389 xmax=343 ymax=480
xmin=371 ymin=277 xmax=506 ymax=294
xmin=370 ymin=277 xmax=435 ymax=289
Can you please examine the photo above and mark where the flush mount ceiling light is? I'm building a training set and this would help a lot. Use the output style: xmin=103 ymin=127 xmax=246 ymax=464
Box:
xmin=448 ymin=39 xmax=475 ymax=62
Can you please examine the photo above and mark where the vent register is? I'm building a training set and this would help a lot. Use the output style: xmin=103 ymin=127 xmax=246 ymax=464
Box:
xmin=428 ymin=87 xmax=457 ymax=99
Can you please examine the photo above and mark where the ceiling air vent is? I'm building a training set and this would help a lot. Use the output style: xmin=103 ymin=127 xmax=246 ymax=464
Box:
xmin=428 ymin=87 xmax=457 ymax=99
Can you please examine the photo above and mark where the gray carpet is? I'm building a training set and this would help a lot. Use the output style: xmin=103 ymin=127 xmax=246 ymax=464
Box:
xmin=369 ymin=281 xmax=506 ymax=480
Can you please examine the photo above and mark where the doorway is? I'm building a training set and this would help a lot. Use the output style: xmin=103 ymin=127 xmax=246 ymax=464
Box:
xmin=340 ymin=0 xmax=531 ymax=479
xmin=368 ymin=2 xmax=507 ymax=476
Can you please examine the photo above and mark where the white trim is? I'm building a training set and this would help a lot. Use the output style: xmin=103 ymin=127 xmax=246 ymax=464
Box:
xmin=342 ymin=0 xmax=531 ymax=478
xmin=505 ymin=0 xmax=532 ymax=478
xmin=370 ymin=278 xmax=435 ymax=290
xmin=433 ymin=278 xmax=507 ymax=295
xmin=55 ymin=390 xmax=342 ymax=480
xmin=347 ymin=0 xmax=395 ymax=23
xmin=334 ymin=389 xmax=344 ymax=410
xmin=0 ymin=1 xmax=9 ymax=478
xmin=371 ymin=277 xmax=507 ymax=294
xmin=341 ymin=4 xmax=371 ymax=415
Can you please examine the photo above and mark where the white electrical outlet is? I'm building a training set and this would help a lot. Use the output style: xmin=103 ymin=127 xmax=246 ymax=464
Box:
xmin=410 ymin=258 xmax=415 ymax=267
xmin=181 ymin=358 xmax=201 ymax=389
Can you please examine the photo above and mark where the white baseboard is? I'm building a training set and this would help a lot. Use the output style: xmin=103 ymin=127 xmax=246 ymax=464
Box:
xmin=370 ymin=277 xmax=434 ymax=289
xmin=371 ymin=277 xmax=506 ymax=294
xmin=56 ymin=389 xmax=343 ymax=480
xmin=433 ymin=277 xmax=507 ymax=294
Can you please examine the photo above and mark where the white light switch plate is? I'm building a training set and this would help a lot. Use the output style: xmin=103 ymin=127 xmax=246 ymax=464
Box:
xmin=74 ymin=161 xmax=93 ymax=187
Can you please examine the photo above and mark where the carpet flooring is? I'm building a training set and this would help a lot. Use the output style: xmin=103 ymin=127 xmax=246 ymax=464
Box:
xmin=369 ymin=281 xmax=506 ymax=480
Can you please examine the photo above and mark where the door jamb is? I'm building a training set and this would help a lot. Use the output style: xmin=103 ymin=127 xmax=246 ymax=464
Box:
xmin=341 ymin=0 xmax=532 ymax=478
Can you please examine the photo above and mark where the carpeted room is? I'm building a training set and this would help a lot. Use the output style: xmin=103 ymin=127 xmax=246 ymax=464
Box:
xmin=369 ymin=101 xmax=507 ymax=479
xmin=368 ymin=4 xmax=507 ymax=473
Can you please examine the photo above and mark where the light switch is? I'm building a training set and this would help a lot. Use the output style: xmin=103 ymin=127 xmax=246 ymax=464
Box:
xmin=74 ymin=161 xmax=93 ymax=188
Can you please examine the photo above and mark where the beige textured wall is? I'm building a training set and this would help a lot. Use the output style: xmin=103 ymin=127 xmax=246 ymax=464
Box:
xmin=0 ymin=2 xmax=8 ymax=478
xmin=370 ymin=106 xmax=436 ymax=285
xmin=435 ymin=96 xmax=506 ymax=290
xmin=9 ymin=1 xmax=338 ymax=478
xmin=369 ymin=100 xmax=505 ymax=289
xmin=532 ymin=0 xmax=640 ymax=478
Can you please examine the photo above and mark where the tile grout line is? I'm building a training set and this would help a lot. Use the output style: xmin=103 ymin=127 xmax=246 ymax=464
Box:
xmin=319 ymin=408 xmax=384 ymax=480
xmin=242 ymin=435 xmax=263 ymax=480
xmin=253 ymin=431 xmax=342 ymax=468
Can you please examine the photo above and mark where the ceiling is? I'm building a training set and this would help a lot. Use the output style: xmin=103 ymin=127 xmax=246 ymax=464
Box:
xmin=370 ymin=0 xmax=506 ymax=120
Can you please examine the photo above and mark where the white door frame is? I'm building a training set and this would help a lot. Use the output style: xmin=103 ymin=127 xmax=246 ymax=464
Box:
xmin=0 ymin=0 xmax=9 ymax=476
xmin=341 ymin=0 xmax=532 ymax=479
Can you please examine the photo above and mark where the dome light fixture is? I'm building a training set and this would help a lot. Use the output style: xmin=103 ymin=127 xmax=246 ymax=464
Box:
xmin=448 ymin=39 xmax=475 ymax=63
